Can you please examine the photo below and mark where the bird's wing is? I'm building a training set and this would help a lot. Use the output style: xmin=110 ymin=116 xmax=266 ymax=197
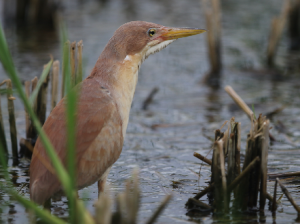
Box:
xmin=30 ymin=77 xmax=122 ymax=203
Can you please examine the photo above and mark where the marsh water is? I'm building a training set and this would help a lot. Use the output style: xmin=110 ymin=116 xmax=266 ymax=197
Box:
xmin=1 ymin=0 xmax=300 ymax=223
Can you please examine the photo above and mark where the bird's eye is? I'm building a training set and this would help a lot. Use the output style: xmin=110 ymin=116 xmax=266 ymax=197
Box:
xmin=148 ymin=29 xmax=156 ymax=37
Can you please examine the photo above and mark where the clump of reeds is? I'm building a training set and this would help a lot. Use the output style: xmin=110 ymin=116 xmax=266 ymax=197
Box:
xmin=188 ymin=85 xmax=300 ymax=219
xmin=187 ymin=86 xmax=270 ymax=214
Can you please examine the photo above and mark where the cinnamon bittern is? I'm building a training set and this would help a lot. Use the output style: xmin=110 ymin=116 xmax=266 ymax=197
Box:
xmin=30 ymin=21 xmax=205 ymax=204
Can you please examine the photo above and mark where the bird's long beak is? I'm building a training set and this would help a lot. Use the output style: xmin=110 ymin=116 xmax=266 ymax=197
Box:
xmin=160 ymin=27 xmax=206 ymax=40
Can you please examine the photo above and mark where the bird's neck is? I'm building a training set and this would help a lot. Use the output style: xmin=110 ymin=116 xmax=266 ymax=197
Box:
xmin=90 ymin=53 xmax=143 ymax=137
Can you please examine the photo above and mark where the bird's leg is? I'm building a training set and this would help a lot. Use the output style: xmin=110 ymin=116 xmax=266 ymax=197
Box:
xmin=97 ymin=178 xmax=107 ymax=198
xmin=44 ymin=198 xmax=51 ymax=210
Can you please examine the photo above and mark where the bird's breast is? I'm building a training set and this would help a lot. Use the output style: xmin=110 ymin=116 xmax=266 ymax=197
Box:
xmin=112 ymin=54 xmax=141 ymax=137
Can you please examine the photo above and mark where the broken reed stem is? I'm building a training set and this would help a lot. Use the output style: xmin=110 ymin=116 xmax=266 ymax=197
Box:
xmin=51 ymin=60 xmax=59 ymax=111
xmin=266 ymin=0 xmax=290 ymax=67
xmin=142 ymin=87 xmax=159 ymax=110
xmin=277 ymin=178 xmax=300 ymax=214
xmin=272 ymin=179 xmax=278 ymax=212
xmin=194 ymin=183 xmax=214 ymax=200
xmin=225 ymin=86 xmax=253 ymax=119
xmin=269 ymin=171 xmax=300 ymax=178
xmin=76 ymin=40 xmax=83 ymax=85
xmin=70 ymin=41 xmax=76 ymax=87
xmin=24 ymin=81 xmax=30 ymax=138
xmin=145 ymin=194 xmax=172 ymax=224
xmin=0 ymin=80 xmax=18 ymax=165
xmin=228 ymin=156 xmax=260 ymax=193
xmin=61 ymin=40 xmax=70 ymax=98
xmin=0 ymin=94 xmax=8 ymax=154
xmin=194 ymin=152 xmax=212 ymax=166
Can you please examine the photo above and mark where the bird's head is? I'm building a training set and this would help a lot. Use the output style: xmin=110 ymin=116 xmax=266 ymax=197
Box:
xmin=102 ymin=21 xmax=206 ymax=64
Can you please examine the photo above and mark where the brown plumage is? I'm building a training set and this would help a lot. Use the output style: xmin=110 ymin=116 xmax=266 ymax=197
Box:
xmin=30 ymin=21 xmax=205 ymax=204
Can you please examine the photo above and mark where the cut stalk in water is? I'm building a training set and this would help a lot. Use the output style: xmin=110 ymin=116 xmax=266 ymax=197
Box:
xmin=202 ymin=0 xmax=222 ymax=85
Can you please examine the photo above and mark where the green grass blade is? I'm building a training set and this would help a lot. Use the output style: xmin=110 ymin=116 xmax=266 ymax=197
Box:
xmin=29 ymin=59 xmax=53 ymax=106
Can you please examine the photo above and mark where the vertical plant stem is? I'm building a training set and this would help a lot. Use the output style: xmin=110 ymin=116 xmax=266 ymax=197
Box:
xmin=76 ymin=40 xmax=83 ymax=85
xmin=65 ymin=40 xmax=79 ymax=223
xmin=51 ymin=60 xmax=59 ymax=110
xmin=0 ymin=93 xmax=8 ymax=154
xmin=29 ymin=77 xmax=38 ymax=139
xmin=70 ymin=41 xmax=76 ymax=87
xmin=37 ymin=64 xmax=50 ymax=125
xmin=260 ymin=120 xmax=269 ymax=210
xmin=61 ymin=40 xmax=70 ymax=98
xmin=0 ymin=80 xmax=18 ymax=165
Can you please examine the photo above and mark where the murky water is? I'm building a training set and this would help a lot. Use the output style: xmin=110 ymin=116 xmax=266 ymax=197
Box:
xmin=1 ymin=0 xmax=300 ymax=223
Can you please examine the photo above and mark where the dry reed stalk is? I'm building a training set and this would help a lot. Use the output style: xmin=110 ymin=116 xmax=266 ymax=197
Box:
xmin=70 ymin=41 xmax=76 ymax=87
xmin=61 ymin=41 xmax=70 ymax=98
xmin=0 ymin=80 xmax=18 ymax=165
xmin=202 ymin=0 xmax=222 ymax=82
xmin=218 ymin=140 xmax=228 ymax=211
xmin=266 ymin=0 xmax=290 ymax=67
xmin=51 ymin=60 xmax=59 ymax=111
xmin=194 ymin=183 xmax=214 ymax=200
xmin=228 ymin=156 xmax=260 ymax=193
xmin=260 ymin=120 xmax=269 ymax=210
xmin=37 ymin=65 xmax=50 ymax=125
xmin=269 ymin=171 xmax=300 ymax=178
xmin=277 ymin=178 xmax=300 ymax=214
xmin=76 ymin=40 xmax=83 ymax=84
xmin=0 ymin=93 xmax=8 ymax=154
xmin=212 ymin=140 xmax=227 ymax=212
xmin=272 ymin=179 xmax=278 ymax=212
xmin=193 ymin=152 xmax=212 ymax=165
xmin=225 ymin=86 xmax=253 ymax=119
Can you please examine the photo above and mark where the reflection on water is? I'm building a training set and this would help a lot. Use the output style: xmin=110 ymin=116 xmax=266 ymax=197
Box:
xmin=1 ymin=0 xmax=300 ymax=223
